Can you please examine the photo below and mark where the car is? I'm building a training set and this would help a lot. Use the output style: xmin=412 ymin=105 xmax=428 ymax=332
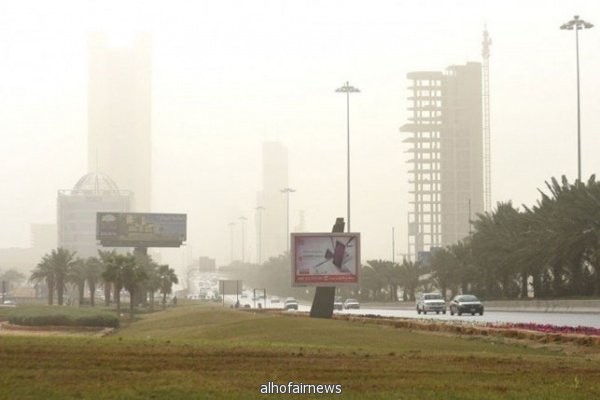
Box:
xmin=343 ymin=298 xmax=360 ymax=310
xmin=333 ymin=296 xmax=343 ymax=311
xmin=0 ymin=300 xmax=16 ymax=308
xmin=416 ymin=292 xmax=446 ymax=314
xmin=283 ymin=297 xmax=299 ymax=310
xmin=270 ymin=296 xmax=280 ymax=304
xmin=449 ymin=294 xmax=484 ymax=316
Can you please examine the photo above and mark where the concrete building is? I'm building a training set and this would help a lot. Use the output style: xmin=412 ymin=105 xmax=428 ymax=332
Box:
xmin=88 ymin=33 xmax=152 ymax=212
xmin=401 ymin=62 xmax=483 ymax=257
xmin=256 ymin=141 xmax=288 ymax=261
xmin=57 ymin=172 xmax=131 ymax=258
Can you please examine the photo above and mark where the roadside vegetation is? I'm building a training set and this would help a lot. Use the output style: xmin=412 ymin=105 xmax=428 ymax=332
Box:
xmin=228 ymin=175 xmax=600 ymax=303
xmin=0 ymin=304 xmax=599 ymax=399
xmin=27 ymin=248 xmax=178 ymax=317
xmin=6 ymin=305 xmax=119 ymax=328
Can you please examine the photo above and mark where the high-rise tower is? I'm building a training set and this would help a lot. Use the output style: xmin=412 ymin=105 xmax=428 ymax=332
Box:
xmin=88 ymin=33 xmax=152 ymax=211
xmin=401 ymin=62 xmax=484 ymax=257
xmin=256 ymin=141 xmax=288 ymax=260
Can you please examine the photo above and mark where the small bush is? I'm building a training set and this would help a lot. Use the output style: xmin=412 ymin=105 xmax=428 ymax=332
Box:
xmin=7 ymin=306 xmax=119 ymax=328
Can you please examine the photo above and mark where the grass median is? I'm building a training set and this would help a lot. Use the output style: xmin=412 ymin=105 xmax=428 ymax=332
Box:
xmin=0 ymin=304 xmax=599 ymax=399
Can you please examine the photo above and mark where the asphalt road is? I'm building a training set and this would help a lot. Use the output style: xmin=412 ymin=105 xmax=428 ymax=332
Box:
xmin=225 ymin=293 xmax=600 ymax=328
xmin=334 ymin=307 xmax=600 ymax=328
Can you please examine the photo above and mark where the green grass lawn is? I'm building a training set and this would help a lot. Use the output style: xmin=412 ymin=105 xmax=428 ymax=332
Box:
xmin=0 ymin=304 xmax=599 ymax=399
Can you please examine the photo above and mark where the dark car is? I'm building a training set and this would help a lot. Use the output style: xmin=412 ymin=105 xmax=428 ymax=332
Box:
xmin=449 ymin=294 xmax=484 ymax=316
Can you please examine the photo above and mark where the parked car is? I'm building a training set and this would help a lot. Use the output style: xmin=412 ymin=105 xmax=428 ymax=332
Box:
xmin=343 ymin=298 xmax=360 ymax=310
xmin=334 ymin=296 xmax=343 ymax=311
xmin=270 ymin=296 xmax=280 ymax=304
xmin=416 ymin=292 xmax=446 ymax=314
xmin=284 ymin=297 xmax=299 ymax=310
xmin=449 ymin=294 xmax=484 ymax=316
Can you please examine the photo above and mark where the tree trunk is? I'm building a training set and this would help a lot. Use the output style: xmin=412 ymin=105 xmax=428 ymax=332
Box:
xmin=89 ymin=281 xmax=96 ymax=307
xmin=47 ymin=281 xmax=54 ymax=305
xmin=520 ymin=270 xmax=528 ymax=298
xmin=57 ymin=280 xmax=64 ymax=305
xmin=78 ymin=283 xmax=85 ymax=306
xmin=129 ymin=288 xmax=135 ymax=319
xmin=104 ymin=283 xmax=111 ymax=306
xmin=115 ymin=283 xmax=121 ymax=313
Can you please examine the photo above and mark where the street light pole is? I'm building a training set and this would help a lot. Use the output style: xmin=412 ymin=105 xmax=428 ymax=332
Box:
xmin=280 ymin=187 xmax=295 ymax=254
xmin=255 ymin=206 xmax=265 ymax=264
xmin=560 ymin=15 xmax=594 ymax=182
xmin=228 ymin=222 xmax=236 ymax=263
xmin=238 ymin=216 xmax=247 ymax=263
xmin=335 ymin=81 xmax=360 ymax=232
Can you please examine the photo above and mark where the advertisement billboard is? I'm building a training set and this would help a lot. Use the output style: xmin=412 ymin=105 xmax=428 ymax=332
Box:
xmin=96 ymin=212 xmax=187 ymax=247
xmin=291 ymin=232 xmax=360 ymax=286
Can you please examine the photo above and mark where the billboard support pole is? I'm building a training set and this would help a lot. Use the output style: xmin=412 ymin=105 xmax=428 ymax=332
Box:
xmin=309 ymin=217 xmax=345 ymax=319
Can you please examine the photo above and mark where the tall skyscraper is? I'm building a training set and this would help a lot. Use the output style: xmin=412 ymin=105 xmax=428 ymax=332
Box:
xmin=88 ymin=33 xmax=152 ymax=211
xmin=256 ymin=141 xmax=288 ymax=261
xmin=401 ymin=62 xmax=483 ymax=257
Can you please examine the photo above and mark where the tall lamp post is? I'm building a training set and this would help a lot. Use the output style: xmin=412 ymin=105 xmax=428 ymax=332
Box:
xmin=560 ymin=15 xmax=593 ymax=182
xmin=335 ymin=81 xmax=360 ymax=232
xmin=228 ymin=222 xmax=236 ymax=263
xmin=281 ymin=187 xmax=295 ymax=254
xmin=255 ymin=206 xmax=265 ymax=264
xmin=238 ymin=216 xmax=247 ymax=263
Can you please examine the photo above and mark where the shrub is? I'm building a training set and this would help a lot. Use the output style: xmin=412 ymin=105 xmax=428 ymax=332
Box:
xmin=7 ymin=306 xmax=119 ymax=328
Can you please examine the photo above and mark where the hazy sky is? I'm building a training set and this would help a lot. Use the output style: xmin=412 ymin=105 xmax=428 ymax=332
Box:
xmin=1 ymin=0 xmax=600 ymax=270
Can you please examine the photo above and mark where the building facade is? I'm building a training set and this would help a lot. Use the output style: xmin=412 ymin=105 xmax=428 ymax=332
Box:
xmin=256 ymin=141 xmax=288 ymax=262
xmin=401 ymin=62 xmax=483 ymax=257
xmin=88 ymin=33 xmax=152 ymax=212
xmin=57 ymin=172 xmax=131 ymax=258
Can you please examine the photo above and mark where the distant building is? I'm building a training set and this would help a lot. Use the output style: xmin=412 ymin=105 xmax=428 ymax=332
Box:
xmin=57 ymin=172 xmax=131 ymax=258
xmin=401 ymin=62 xmax=484 ymax=257
xmin=88 ymin=33 xmax=152 ymax=212
xmin=198 ymin=256 xmax=216 ymax=272
xmin=256 ymin=141 xmax=288 ymax=261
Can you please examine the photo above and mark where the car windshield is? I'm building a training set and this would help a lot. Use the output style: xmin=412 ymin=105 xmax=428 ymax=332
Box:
xmin=345 ymin=299 xmax=358 ymax=303
xmin=458 ymin=295 xmax=479 ymax=302
xmin=424 ymin=294 xmax=442 ymax=300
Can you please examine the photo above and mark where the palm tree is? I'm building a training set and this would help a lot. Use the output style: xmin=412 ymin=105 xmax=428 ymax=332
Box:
xmin=84 ymin=257 xmax=104 ymax=307
xmin=158 ymin=265 xmax=178 ymax=309
xmin=102 ymin=253 xmax=131 ymax=313
xmin=30 ymin=255 xmax=55 ymax=305
xmin=30 ymin=248 xmax=77 ymax=305
xmin=398 ymin=259 xmax=421 ymax=301
xmin=68 ymin=258 xmax=87 ymax=305
xmin=120 ymin=255 xmax=148 ymax=319
xmin=50 ymin=248 xmax=77 ymax=305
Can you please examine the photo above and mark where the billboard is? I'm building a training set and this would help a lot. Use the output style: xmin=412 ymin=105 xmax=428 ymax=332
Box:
xmin=96 ymin=212 xmax=187 ymax=247
xmin=219 ymin=280 xmax=242 ymax=295
xmin=291 ymin=232 xmax=360 ymax=286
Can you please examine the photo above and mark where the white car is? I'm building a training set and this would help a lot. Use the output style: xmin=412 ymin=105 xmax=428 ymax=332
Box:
xmin=416 ymin=293 xmax=446 ymax=314
xmin=343 ymin=298 xmax=360 ymax=310
xmin=283 ymin=297 xmax=298 ymax=310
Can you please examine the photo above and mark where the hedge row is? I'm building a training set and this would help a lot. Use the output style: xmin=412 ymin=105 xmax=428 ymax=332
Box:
xmin=7 ymin=306 xmax=119 ymax=328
